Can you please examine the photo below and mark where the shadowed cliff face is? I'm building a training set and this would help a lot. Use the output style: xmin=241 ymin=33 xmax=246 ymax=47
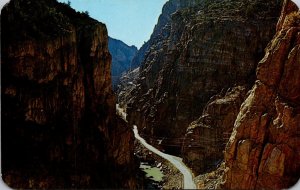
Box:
xmin=129 ymin=0 xmax=205 ymax=73
xmin=127 ymin=0 xmax=282 ymax=153
xmin=1 ymin=0 xmax=136 ymax=188
xmin=223 ymin=0 xmax=300 ymax=189
xmin=182 ymin=86 xmax=248 ymax=175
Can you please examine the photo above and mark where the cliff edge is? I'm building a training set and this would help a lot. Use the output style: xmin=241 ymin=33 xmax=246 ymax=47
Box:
xmin=1 ymin=0 xmax=136 ymax=188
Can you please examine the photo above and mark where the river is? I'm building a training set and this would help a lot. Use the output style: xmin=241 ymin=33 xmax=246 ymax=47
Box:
xmin=133 ymin=125 xmax=197 ymax=189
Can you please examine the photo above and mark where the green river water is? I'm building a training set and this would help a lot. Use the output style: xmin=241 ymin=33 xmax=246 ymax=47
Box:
xmin=140 ymin=162 xmax=164 ymax=182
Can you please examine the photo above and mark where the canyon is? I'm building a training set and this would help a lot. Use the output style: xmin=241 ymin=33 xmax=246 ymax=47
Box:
xmin=125 ymin=0 xmax=283 ymax=174
xmin=1 ymin=0 xmax=299 ymax=189
xmin=127 ymin=0 xmax=282 ymax=143
xmin=123 ymin=0 xmax=299 ymax=188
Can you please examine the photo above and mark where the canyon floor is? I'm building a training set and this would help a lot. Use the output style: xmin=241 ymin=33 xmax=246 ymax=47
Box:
xmin=134 ymin=125 xmax=226 ymax=189
xmin=135 ymin=139 xmax=183 ymax=189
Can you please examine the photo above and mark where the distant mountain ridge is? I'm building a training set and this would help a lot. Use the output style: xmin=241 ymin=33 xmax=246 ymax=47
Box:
xmin=108 ymin=37 xmax=137 ymax=90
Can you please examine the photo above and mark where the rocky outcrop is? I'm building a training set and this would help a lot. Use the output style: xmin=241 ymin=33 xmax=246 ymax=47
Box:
xmin=125 ymin=0 xmax=207 ymax=106
xmin=117 ymin=67 xmax=140 ymax=109
xmin=1 ymin=0 xmax=136 ymax=188
xmin=108 ymin=37 xmax=137 ymax=90
xmin=129 ymin=0 xmax=205 ymax=75
xmin=127 ymin=0 xmax=282 ymax=149
xmin=182 ymin=86 xmax=248 ymax=175
xmin=223 ymin=0 xmax=300 ymax=189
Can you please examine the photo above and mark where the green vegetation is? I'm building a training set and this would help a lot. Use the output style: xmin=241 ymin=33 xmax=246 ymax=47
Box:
xmin=84 ymin=11 xmax=89 ymax=16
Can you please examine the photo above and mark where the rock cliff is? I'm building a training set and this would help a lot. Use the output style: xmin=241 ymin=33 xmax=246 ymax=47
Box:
xmin=108 ymin=37 xmax=137 ymax=90
xmin=117 ymin=67 xmax=140 ymax=109
xmin=182 ymin=86 xmax=248 ymax=175
xmin=119 ymin=0 xmax=207 ymax=128
xmin=223 ymin=0 xmax=300 ymax=189
xmin=1 ymin=0 xmax=136 ymax=188
xmin=127 ymin=0 xmax=282 ymax=153
xmin=129 ymin=0 xmax=204 ymax=74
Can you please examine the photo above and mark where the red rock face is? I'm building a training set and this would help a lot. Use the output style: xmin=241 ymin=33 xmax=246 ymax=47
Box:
xmin=223 ymin=0 xmax=300 ymax=189
xmin=182 ymin=86 xmax=248 ymax=175
xmin=1 ymin=0 xmax=135 ymax=188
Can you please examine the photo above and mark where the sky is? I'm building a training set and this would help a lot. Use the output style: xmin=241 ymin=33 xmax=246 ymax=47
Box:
xmin=0 ymin=0 xmax=167 ymax=48
xmin=1 ymin=0 xmax=300 ymax=47
xmin=0 ymin=0 xmax=9 ymax=9
xmin=57 ymin=0 xmax=167 ymax=48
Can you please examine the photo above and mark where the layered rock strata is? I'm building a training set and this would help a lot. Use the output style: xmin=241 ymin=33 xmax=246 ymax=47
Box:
xmin=122 ymin=0 xmax=207 ymax=108
xmin=223 ymin=0 xmax=300 ymax=189
xmin=128 ymin=0 xmax=282 ymax=148
xmin=182 ymin=86 xmax=248 ymax=174
xmin=129 ymin=0 xmax=205 ymax=71
xmin=1 ymin=0 xmax=135 ymax=188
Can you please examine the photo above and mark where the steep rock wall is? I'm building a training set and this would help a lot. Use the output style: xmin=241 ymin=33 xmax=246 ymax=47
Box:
xmin=127 ymin=0 xmax=282 ymax=150
xmin=182 ymin=86 xmax=248 ymax=174
xmin=1 ymin=0 xmax=136 ymax=188
xmin=223 ymin=0 xmax=300 ymax=189
xmin=129 ymin=0 xmax=204 ymax=72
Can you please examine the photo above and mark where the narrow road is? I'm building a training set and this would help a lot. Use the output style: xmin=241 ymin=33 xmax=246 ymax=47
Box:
xmin=133 ymin=125 xmax=197 ymax=189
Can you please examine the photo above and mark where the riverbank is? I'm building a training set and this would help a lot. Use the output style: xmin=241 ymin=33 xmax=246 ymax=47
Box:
xmin=135 ymin=139 xmax=183 ymax=189
xmin=136 ymin=137 xmax=226 ymax=190
xmin=194 ymin=162 xmax=225 ymax=189
xmin=133 ymin=125 xmax=196 ymax=189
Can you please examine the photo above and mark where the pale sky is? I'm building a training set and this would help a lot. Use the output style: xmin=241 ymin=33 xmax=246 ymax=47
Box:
xmin=0 ymin=0 xmax=9 ymax=9
xmin=0 ymin=0 xmax=167 ymax=48
xmin=58 ymin=0 xmax=167 ymax=48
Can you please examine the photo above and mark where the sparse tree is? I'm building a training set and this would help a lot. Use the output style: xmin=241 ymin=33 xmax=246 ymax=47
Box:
xmin=84 ymin=11 xmax=89 ymax=16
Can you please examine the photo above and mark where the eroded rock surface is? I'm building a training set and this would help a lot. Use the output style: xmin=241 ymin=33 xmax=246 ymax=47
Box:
xmin=223 ymin=0 xmax=300 ymax=189
xmin=182 ymin=86 xmax=248 ymax=175
xmin=127 ymin=0 xmax=282 ymax=151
